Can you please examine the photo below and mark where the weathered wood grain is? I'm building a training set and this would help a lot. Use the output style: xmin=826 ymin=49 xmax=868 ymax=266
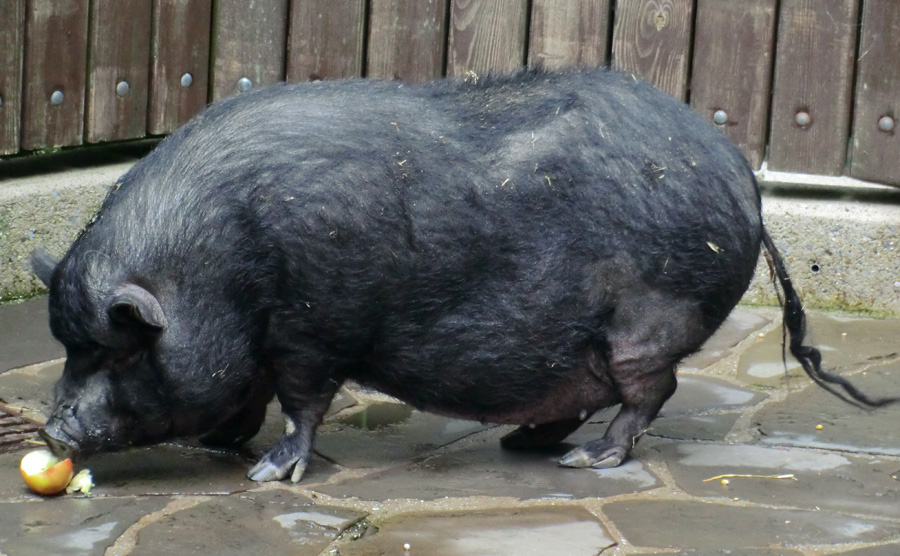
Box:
xmin=850 ymin=0 xmax=900 ymax=186
xmin=285 ymin=0 xmax=365 ymax=82
xmin=367 ymin=0 xmax=448 ymax=82
xmin=529 ymin=0 xmax=611 ymax=69
xmin=212 ymin=0 xmax=289 ymax=100
xmin=148 ymin=0 xmax=212 ymax=135
xmin=447 ymin=0 xmax=528 ymax=76
xmin=611 ymin=0 xmax=694 ymax=100
xmin=690 ymin=0 xmax=777 ymax=169
xmin=85 ymin=0 xmax=153 ymax=143
xmin=0 ymin=0 xmax=25 ymax=155
xmin=767 ymin=0 xmax=860 ymax=175
xmin=21 ymin=0 xmax=90 ymax=150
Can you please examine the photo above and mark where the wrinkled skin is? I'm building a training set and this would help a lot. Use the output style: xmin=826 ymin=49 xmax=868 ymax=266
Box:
xmin=36 ymin=68 xmax=770 ymax=482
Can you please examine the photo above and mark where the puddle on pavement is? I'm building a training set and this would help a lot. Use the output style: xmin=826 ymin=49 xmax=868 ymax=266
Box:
xmin=737 ymin=313 xmax=900 ymax=388
xmin=337 ymin=506 xmax=614 ymax=556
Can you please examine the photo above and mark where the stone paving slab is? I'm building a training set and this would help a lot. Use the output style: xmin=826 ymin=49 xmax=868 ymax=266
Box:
xmin=648 ymin=375 xmax=767 ymax=442
xmin=835 ymin=547 xmax=900 ymax=556
xmin=634 ymin=550 xmax=804 ymax=556
xmin=0 ymin=298 xmax=63 ymax=373
xmin=680 ymin=311 xmax=772 ymax=371
xmin=0 ymin=360 xmax=61 ymax=424
xmin=335 ymin=506 xmax=615 ymax=556
xmin=0 ymin=497 xmax=170 ymax=556
xmin=602 ymin=500 xmax=900 ymax=550
xmin=736 ymin=313 xmax=900 ymax=388
xmin=131 ymin=489 xmax=366 ymax=556
xmin=656 ymin=442 xmax=900 ymax=519
xmin=315 ymin=402 xmax=488 ymax=468
xmin=318 ymin=425 xmax=661 ymax=502
xmin=755 ymin=361 xmax=900 ymax=456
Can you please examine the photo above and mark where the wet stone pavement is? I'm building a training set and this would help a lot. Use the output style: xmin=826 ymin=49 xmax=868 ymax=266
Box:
xmin=1 ymin=298 xmax=899 ymax=555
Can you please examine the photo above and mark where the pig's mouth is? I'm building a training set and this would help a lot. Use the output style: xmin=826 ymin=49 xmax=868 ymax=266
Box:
xmin=38 ymin=425 xmax=79 ymax=461
xmin=38 ymin=413 xmax=132 ymax=462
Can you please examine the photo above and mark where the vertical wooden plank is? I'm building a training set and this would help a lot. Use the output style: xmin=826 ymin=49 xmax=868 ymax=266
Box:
xmin=850 ymin=0 xmax=900 ymax=186
xmin=767 ymin=0 xmax=860 ymax=175
xmin=689 ymin=0 xmax=777 ymax=170
xmin=0 ymin=0 xmax=25 ymax=155
xmin=446 ymin=0 xmax=528 ymax=76
xmin=528 ymin=0 xmax=611 ymax=69
xmin=366 ymin=0 xmax=448 ymax=82
xmin=86 ymin=0 xmax=153 ymax=143
xmin=148 ymin=0 xmax=213 ymax=135
xmin=611 ymin=0 xmax=694 ymax=100
xmin=21 ymin=0 xmax=90 ymax=151
xmin=212 ymin=0 xmax=289 ymax=100
xmin=285 ymin=0 xmax=365 ymax=82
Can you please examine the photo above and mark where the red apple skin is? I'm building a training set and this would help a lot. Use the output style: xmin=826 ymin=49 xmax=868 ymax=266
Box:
xmin=20 ymin=455 xmax=74 ymax=495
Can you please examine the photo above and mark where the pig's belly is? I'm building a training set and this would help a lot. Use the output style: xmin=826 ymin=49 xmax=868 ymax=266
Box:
xmin=366 ymin=370 xmax=622 ymax=426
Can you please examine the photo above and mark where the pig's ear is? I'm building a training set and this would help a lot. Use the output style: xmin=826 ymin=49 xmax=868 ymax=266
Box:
xmin=30 ymin=248 xmax=58 ymax=287
xmin=108 ymin=284 xmax=167 ymax=331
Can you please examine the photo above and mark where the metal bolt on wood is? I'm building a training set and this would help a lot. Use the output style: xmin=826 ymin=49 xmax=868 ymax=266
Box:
xmin=0 ymin=95 xmax=3 ymax=109
xmin=794 ymin=111 xmax=811 ymax=127
xmin=713 ymin=110 xmax=728 ymax=125
xmin=878 ymin=116 xmax=895 ymax=132
xmin=238 ymin=77 xmax=253 ymax=93
xmin=181 ymin=73 xmax=193 ymax=88
xmin=50 ymin=90 xmax=64 ymax=106
xmin=116 ymin=81 xmax=130 ymax=97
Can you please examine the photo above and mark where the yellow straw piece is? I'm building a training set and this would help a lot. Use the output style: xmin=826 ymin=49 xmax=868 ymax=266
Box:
xmin=703 ymin=473 xmax=797 ymax=482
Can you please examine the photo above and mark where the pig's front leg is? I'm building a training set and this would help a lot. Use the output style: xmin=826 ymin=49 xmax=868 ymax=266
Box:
xmin=248 ymin=375 xmax=340 ymax=483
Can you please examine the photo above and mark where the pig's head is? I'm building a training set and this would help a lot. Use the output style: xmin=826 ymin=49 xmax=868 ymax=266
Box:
xmin=31 ymin=247 xmax=267 ymax=462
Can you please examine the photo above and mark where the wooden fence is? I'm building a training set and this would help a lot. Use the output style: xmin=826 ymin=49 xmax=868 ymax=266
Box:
xmin=1 ymin=0 xmax=898 ymax=186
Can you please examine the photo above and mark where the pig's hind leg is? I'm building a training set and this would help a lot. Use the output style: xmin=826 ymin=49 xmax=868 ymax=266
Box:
xmin=559 ymin=294 xmax=708 ymax=468
xmin=558 ymin=365 xmax=676 ymax=468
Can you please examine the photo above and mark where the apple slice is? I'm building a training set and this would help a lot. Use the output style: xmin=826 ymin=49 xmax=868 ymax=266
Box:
xmin=20 ymin=449 xmax=74 ymax=495
xmin=66 ymin=469 xmax=94 ymax=495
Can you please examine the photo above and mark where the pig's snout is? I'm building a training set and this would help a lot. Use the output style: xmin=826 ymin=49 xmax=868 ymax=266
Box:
xmin=39 ymin=404 xmax=85 ymax=461
xmin=39 ymin=421 xmax=77 ymax=461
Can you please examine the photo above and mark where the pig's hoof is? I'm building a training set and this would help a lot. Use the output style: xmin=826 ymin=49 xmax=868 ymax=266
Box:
xmin=248 ymin=453 xmax=308 ymax=483
xmin=248 ymin=461 xmax=283 ymax=482
xmin=558 ymin=443 xmax=627 ymax=469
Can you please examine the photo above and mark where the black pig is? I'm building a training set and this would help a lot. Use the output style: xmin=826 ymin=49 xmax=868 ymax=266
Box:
xmin=32 ymin=68 xmax=893 ymax=483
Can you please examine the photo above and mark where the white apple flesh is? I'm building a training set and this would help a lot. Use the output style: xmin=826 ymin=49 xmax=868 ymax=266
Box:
xmin=20 ymin=449 xmax=74 ymax=495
